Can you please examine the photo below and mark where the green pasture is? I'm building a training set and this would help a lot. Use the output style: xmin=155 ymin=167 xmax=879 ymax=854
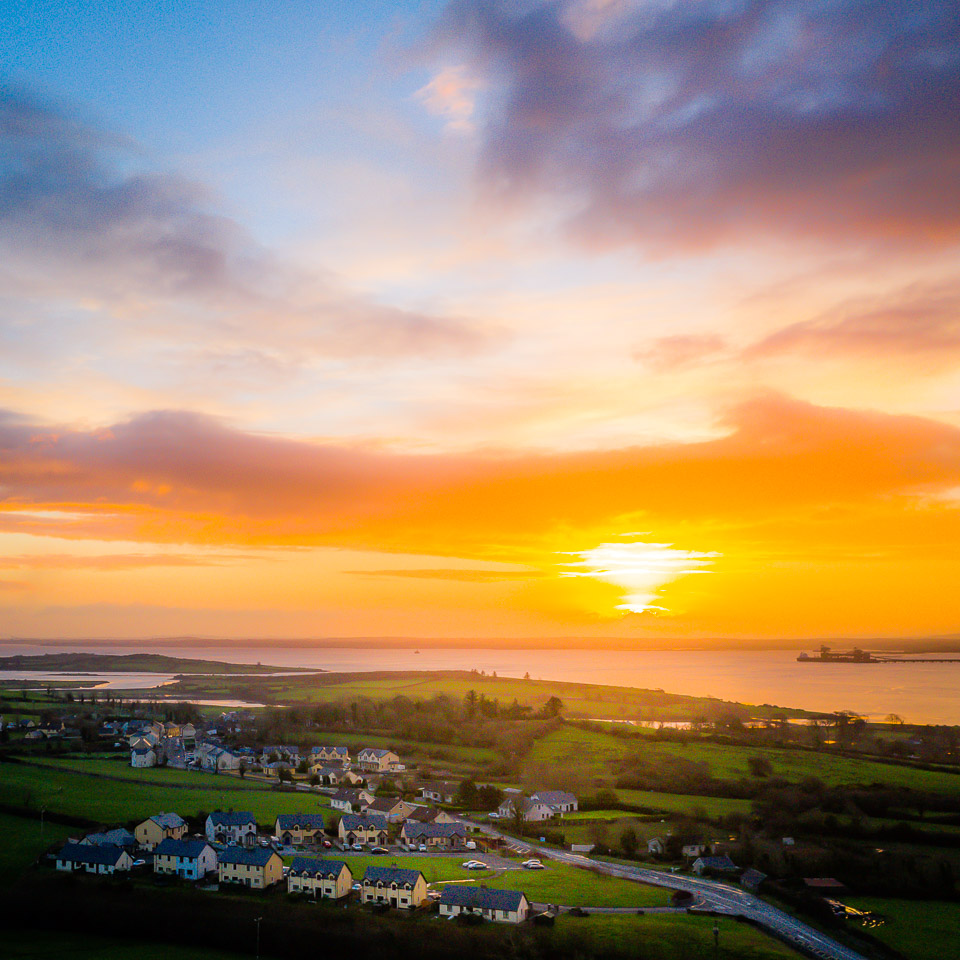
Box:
xmin=844 ymin=898 xmax=960 ymax=960
xmin=28 ymin=756 xmax=267 ymax=788
xmin=0 ymin=812 xmax=73 ymax=883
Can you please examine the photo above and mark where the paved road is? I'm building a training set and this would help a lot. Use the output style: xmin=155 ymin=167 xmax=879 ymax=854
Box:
xmin=464 ymin=819 xmax=868 ymax=960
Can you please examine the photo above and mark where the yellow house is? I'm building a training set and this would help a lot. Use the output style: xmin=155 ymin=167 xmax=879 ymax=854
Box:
xmin=361 ymin=866 xmax=427 ymax=908
xmin=275 ymin=813 xmax=328 ymax=846
xmin=287 ymin=856 xmax=352 ymax=899
xmin=135 ymin=812 xmax=187 ymax=850
xmin=218 ymin=847 xmax=283 ymax=889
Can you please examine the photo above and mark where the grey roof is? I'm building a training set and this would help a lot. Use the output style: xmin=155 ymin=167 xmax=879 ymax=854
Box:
xmin=695 ymin=855 xmax=738 ymax=870
xmin=740 ymin=868 xmax=767 ymax=887
xmin=208 ymin=811 xmax=256 ymax=827
xmin=531 ymin=790 xmax=577 ymax=806
xmin=219 ymin=846 xmax=278 ymax=867
xmin=363 ymin=865 xmax=423 ymax=886
xmin=57 ymin=842 xmax=125 ymax=866
xmin=366 ymin=798 xmax=404 ymax=812
xmin=440 ymin=886 xmax=527 ymax=912
xmin=402 ymin=822 xmax=467 ymax=839
xmin=359 ymin=748 xmax=393 ymax=757
xmin=419 ymin=781 xmax=458 ymax=793
xmin=289 ymin=856 xmax=349 ymax=879
xmin=407 ymin=806 xmax=445 ymax=823
xmin=155 ymin=838 xmax=213 ymax=859
xmin=150 ymin=812 xmax=186 ymax=829
xmin=276 ymin=813 xmax=327 ymax=830
xmin=311 ymin=745 xmax=349 ymax=754
xmin=83 ymin=828 xmax=135 ymax=847
xmin=340 ymin=814 xmax=388 ymax=832
xmin=332 ymin=789 xmax=368 ymax=801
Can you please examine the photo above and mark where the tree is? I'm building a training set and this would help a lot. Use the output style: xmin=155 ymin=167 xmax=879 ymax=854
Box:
xmin=541 ymin=696 xmax=563 ymax=719
xmin=457 ymin=778 xmax=479 ymax=808
xmin=238 ymin=762 xmax=247 ymax=780
xmin=510 ymin=793 xmax=527 ymax=837
xmin=478 ymin=785 xmax=503 ymax=810
xmin=620 ymin=827 xmax=639 ymax=858
xmin=885 ymin=714 xmax=905 ymax=726
xmin=747 ymin=756 xmax=773 ymax=778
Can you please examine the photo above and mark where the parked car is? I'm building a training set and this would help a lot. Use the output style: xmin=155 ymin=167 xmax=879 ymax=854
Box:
xmin=351 ymin=882 xmax=361 ymax=892
xmin=418 ymin=843 xmax=427 ymax=852
xmin=371 ymin=846 xmax=389 ymax=855
xmin=322 ymin=839 xmax=332 ymax=848
xmin=132 ymin=859 xmax=146 ymax=868
xmin=522 ymin=861 xmax=545 ymax=870
xmin=351 ymin=842 xmax=364 ymax=851
xmin=461 ymin=860 xmax=487 ymax=870
xmin=487 ymin=813 xmax=499 ymax=819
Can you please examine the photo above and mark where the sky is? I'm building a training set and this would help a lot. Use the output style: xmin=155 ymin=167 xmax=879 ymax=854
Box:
xmin=0 ymin=0 xmax=959 ymax=641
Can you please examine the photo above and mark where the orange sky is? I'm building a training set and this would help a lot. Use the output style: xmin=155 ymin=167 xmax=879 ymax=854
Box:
xmin=1 ymin=2 xmax=959 ymax=639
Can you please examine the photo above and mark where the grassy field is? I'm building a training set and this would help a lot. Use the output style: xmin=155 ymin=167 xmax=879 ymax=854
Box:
xmin=844 ymin=898 xmax=960 ymax=960
xmin=0 ymin=812 xmax=74 ymax=883
xmin=526 ymin=724 xmax=960 ymax=795
xmin=155 ymin=670 xmax=815 ymax=721
xmin=5 ymin=929 xmax=250 ymax=960
xmin=28 ymin=756 xmax=269 ymax=788
xmin=553 ymin=914 xmax=802 ymax=959
xmin=0 ymin=762 xmax=331 ymax=826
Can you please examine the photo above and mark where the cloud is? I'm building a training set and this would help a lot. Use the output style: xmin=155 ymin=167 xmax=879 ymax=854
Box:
xmin=348 ymin=567 xmax=544 ymax=581
xmin=747 ymin=281 xmax=960 ymax=359
xmin=635 ymin=333 xmax=727 ymax=371
xmin=416 ymin=66 xmax=481 ymax=132
xmin=432 ymin=0 xmax=960 ymax=252
xmin=0 ymin=553 xmax=260 ymax=571
xmin=0 ymin=85 xmax=490 ymax=360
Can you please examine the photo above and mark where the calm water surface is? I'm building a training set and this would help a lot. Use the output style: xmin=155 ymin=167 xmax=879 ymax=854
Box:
xmin=3 ymin=643 xmax=959 ymax=724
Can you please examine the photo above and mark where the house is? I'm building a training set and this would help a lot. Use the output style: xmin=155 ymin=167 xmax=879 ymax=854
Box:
xmin=740 ymin=869 xmax=767 ymax=892
xmin=275 ymin=813 xmax=328 ymax=846
xmin=154 ymin=838 xmax=218 ymax=880
xmin=135 ymin=812 xmax=187 ymax=850
xmin=530 ymin=790 xmax=578 ymax=815
xmin=439 ymin=886 xmax=530 ymax=923
xmin=206 ymin=811 xmax=257 ymax=847
xmin=201 ymin=746 xmax=243 ymax=772
xmin=692 ymin=855 xmax=738 ymax=876
xmin=341 ymin=769 xmax=365 ymax=786
xmin=330 ymin=788 xmax=374 ymax=813
xmin=418 ymin=781 xmax=458 ymax=804
xmin=308 ymin=763 xmax=343 ymax=784
xmin=130 ymin=746 xmax=157 ymax=768
xmin=647 ymin=837 xmax=665 ymax=855
xmin=56 ymin=842 xmax=132 ymax=874
xmin=310 ymin=745 xmax=350 ymax=765
xmin=400 ymin=822 xmax=468 ymax=851
xmin=180 ymin=722 xmax=197 ymax=744
xmin=81 ymin=828 xmax=136 ymax=851
xmin=803 ymin=877 xmax=847 ymax=894
xmin=218 ymin=846 xmax=283 ymax=889
xmin=497 ymin=797 xmax=555 ymax=822
xmin=365 ymin=797 xmax=416 ymax=823
xmin=287 ymin=856 xmax=352 ymax=899
xmin=360 ymin=866 xmax=427 ymax=908
xmin=260 ymin=745 xmax=300 ymax=764
xmin=338 ymin=814 xmax=388 ymax=847
xmin=682 ymin=844 xmax=709 ymax=859
xmin=356 ymin=748 xmax=403 ymax=773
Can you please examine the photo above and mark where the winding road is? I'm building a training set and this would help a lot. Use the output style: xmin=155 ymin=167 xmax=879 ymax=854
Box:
xmin=464 ymin=819 xmax=869 ymax=960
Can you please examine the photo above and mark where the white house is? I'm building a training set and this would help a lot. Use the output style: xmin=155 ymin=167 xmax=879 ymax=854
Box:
xmin=439 ymin=886 xmax=530 ymax=923
xmin=130 ymin=746 xmax=157 ymax=768
xmin=497 ymin=797 xmax=555 ymax=822
xmin=55 ymin=842 xmax=132 ymax=874
xmin=206 ymin=811 xmax=257 ymax=847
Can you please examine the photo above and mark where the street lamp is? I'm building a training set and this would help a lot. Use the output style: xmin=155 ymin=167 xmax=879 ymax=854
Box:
xmin=254 ymin=916 xmax=262 ymax=960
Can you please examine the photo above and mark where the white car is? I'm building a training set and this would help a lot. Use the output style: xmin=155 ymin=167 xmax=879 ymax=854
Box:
xmin=522 ymin=861 xmax=545 ymax=870
xmin=487 ymin=813 xmax=499 ymax=819
xmin=461 ymin=860 xmax=487 ymax=870
xmin=352 ymin=842 xmax=364 ymax=851
xmin=418 ymin=843 xmax=427 ymax=852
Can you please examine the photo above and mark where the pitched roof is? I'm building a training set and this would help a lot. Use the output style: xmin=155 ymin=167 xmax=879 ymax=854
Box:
xmin=440 ymin=886 xmax=527 ymax=911
xmin=150 ymin=812 xmax=186 ymax=829
xmin=363 ymin=865 xmax=423 ymax=886
xmin=208 ymin=811 xmax=256 ymax=827
xmin=332 ymin=789 xmax=369 ymax=801
xmin=57 ymin=842 xmax=126 ymax=866
xmin=276 ymin=813 xmax=327 ymax=830
xmin=695 ymin=855 xmax=737 ymax=870
xmin=289 ymin=856 xmax=349 ymax=879
xmin=366 ymin=798 xmax=404 ymax=813
xmin=407 ymin=806 xmax=445 ymax=823
xmin=310 ymin=745 xmax=349 ymax=755
xmin=359 ymin=748 xmax=394 ymax=757
xmin=402 ymin=822 xmax=467 ymax=838
xmin=340 ymin=814 xmax=388 ymax=831
xmin=83 ymin=828 xmax=135 ymax=847
xmin=531 ymin=790 xmax=577 ymax=806
xmin=219 ymin=846 xmax=278 ymax=867
xmin=419 ymin=781 xmax=458 ymax=793
xmin=155 ymin=838 xmax=213 ymax=859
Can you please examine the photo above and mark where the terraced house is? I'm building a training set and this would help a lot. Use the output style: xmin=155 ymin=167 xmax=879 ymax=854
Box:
xmin=439 ymin=886 xmax=530 ymax=923
xmin=275 ymin=813 xmax=328 ymax=846
xmin=330 ymin=788 xmax=374 ymax=813
xmin=153 ymin=838 xmax=217 ymax=880
xmin=360 ymin=866 xmax=427 ymax=908
xmin=206 ymin=811 xmax=257 ymax=847
xmin=55 ymin=842 xmax=132 ymax=875
xmin=218 ymin=847 xmax=283 ymax=889
xmin=338 ymin=813 xmax=388 ymax=847
xmin=310 ymin=745 xmax=350 ymax=764
xmin=400 ymin=821 xmax=469 ymax=851
xmin=365 ymin=797 xmax=416 ymax=823
xmin=135 ymin=812 xmax=187 ymax=849
xmin=287 ymin=857 xmax=352 ymax=899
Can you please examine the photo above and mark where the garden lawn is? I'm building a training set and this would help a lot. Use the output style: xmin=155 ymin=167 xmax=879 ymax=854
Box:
xmin=0 ymin=812 xmax=73 ymax=883
xmin=554 ymin=913 xmax=801 ymax=959
xmin=0 ymin=762 xmax=332 ymax=826
xmin=29 ymin=756 xmax=267 ymax=788
xmin=844 ymin=897 xmax=960 ymax=960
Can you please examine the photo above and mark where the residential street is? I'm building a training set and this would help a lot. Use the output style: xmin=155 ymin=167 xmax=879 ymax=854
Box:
xmin=465 ymin=820 xmax=869 ymax=960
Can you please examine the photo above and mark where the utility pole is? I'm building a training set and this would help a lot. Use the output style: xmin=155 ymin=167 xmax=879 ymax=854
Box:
xmin=255 ymin=916 xmax=262 ymax=960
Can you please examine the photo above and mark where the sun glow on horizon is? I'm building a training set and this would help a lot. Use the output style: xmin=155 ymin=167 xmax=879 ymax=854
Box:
xmin=561 ymin=540 xmax=720 ymax=614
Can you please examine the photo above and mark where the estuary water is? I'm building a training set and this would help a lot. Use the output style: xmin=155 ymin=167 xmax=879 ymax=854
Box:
xmin=2 ymin=642 xmax=959 ymax=724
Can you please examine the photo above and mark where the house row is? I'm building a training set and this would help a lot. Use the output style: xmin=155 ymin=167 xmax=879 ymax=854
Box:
xmin=206 ymin=811 xmax=257 ymax=847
